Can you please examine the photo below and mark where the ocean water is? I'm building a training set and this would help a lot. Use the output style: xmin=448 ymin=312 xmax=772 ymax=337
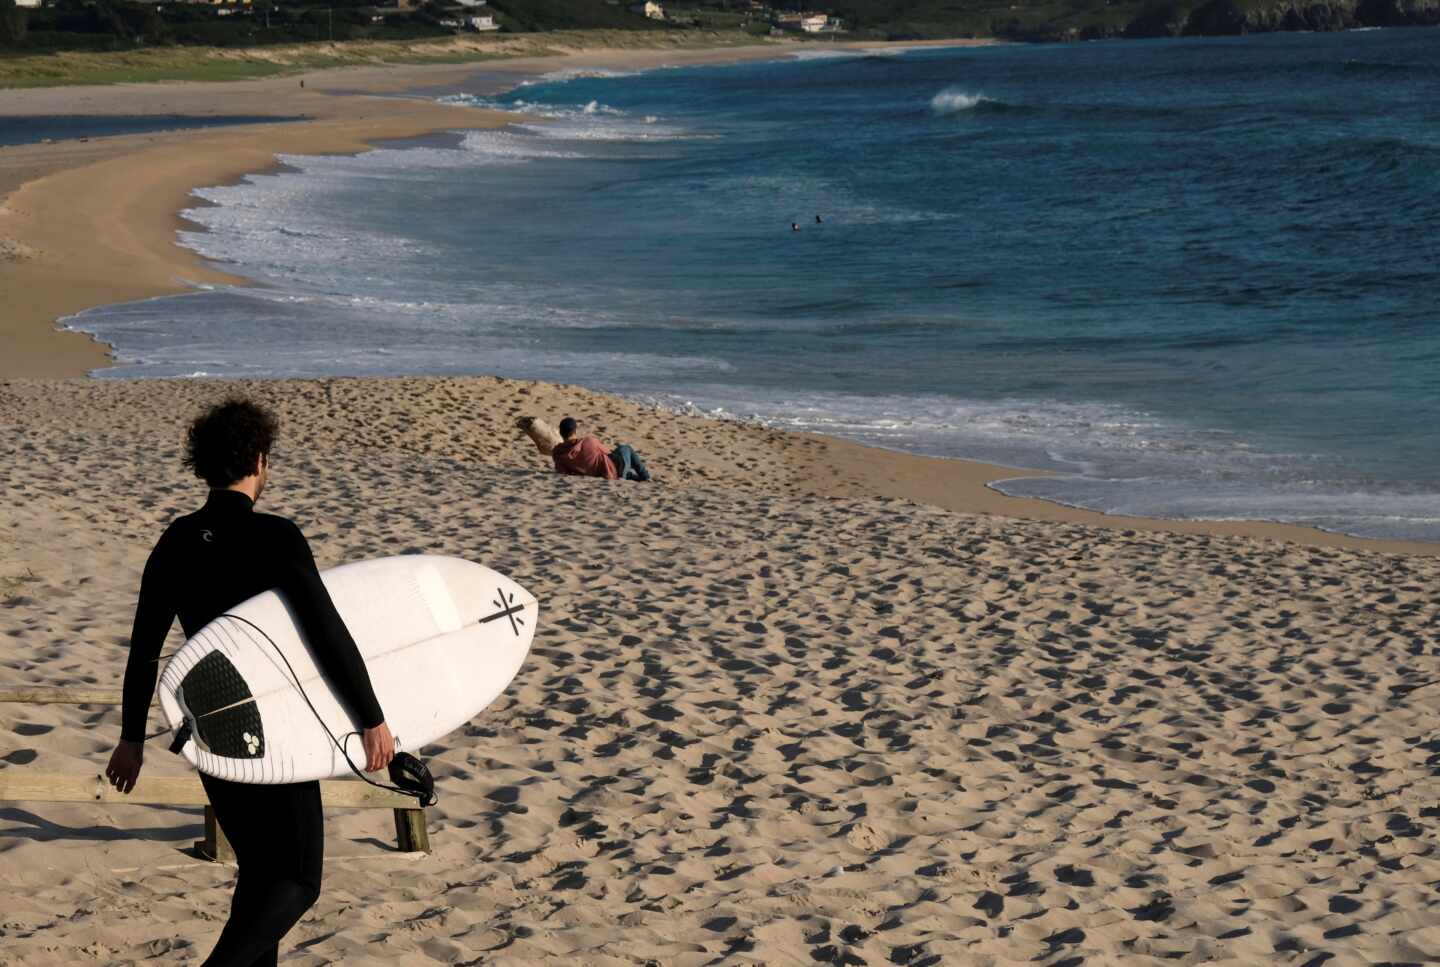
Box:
xmin=67 ymin=31 xmax=1440 ymax=541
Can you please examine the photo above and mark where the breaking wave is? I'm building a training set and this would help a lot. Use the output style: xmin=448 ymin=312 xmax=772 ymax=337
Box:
xmin=930 ymin=89 xmax=994 ymax=114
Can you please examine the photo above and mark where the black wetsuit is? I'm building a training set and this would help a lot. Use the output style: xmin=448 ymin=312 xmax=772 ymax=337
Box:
xmin=121 ymin=489 xmax=384 ymax=967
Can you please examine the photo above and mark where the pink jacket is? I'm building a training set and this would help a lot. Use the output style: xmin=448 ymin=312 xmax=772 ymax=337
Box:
xmin=552 ymin=437 xmax=617 ymax=479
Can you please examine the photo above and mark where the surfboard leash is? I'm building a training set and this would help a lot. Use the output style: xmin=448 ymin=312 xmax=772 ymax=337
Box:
xmin=182 ymin=612 xmax=437 ymax=806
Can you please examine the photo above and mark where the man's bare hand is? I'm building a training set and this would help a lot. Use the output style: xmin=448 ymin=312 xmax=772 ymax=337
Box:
xmin=363 ymin=722 xmax=395 ymax=773
xmin=105 ymin=740 xmax=144 ymax=794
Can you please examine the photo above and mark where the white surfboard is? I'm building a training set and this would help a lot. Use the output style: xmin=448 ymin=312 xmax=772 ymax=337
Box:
xmin=156 ymin=555 xmax=536 ymax=784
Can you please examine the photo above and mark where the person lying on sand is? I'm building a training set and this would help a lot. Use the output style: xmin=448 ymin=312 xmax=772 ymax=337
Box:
xmin=552 ymin=416 xmax=651 ymax=482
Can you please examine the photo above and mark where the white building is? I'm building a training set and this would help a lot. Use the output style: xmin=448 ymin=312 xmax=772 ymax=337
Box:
xmin=774 ymin=11 xmax=835 ymax=31
xmin=466 ymin=13 xmax=497 ymax=29
xmin=628 ymin=0 xmax=664 ymax=19
xmin=14 ymin=0 xmax=41 ymax=8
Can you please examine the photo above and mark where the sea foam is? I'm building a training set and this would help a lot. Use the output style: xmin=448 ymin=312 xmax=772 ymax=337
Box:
xmin=930 ymin=89 xmax=991 ymax=114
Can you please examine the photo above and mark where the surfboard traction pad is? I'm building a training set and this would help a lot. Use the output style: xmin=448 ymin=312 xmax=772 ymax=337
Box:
xmin=177 ymin=650 xmax=264 ymax=760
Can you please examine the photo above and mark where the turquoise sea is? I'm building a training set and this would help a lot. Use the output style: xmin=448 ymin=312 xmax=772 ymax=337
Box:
xmin=68 ymin=30 xmax=1440 ymax=540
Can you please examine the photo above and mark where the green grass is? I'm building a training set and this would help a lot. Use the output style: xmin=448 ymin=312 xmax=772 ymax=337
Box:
xmin=0 ymin=28 xmax=775 ymax=88
xmin=0 ymin=52 xmax=296 ymax=87
xmin=664 ymin=7 xmax=755 ymax=29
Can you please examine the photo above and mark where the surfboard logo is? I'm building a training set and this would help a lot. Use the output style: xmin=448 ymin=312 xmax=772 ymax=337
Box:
xmin=482 ymin=588 xmax=527 ymax=637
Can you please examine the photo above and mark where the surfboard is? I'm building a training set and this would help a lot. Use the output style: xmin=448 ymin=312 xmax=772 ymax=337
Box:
xmin=156 ymin=555 xmax=537 ymax=784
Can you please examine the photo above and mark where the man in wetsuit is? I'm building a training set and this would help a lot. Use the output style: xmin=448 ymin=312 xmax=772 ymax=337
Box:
xmin=104 ymin=398 xmax=395 ymax=967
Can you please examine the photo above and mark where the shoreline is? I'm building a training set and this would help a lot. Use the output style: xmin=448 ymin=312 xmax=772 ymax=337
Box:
xmin=0 ymin=42 xmax=848 ymax=377
xmin=0 ymin=39 xmax=992 ymax=377
xmin=2 ymin=41 xmax=1436 ymax=556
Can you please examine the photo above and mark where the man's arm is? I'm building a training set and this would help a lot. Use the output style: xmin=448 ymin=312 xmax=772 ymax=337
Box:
xmin=276 ymin=522 xmax=393 ymax=770
xmin=108 ymin=535 xmax=178 ymax=793
xmin=583 ymin=437 xmax=619 ymax=480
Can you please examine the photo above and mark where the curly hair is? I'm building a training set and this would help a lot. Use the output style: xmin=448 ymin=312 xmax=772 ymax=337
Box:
xmin=184 ymin=398 xmax=279 ymax=487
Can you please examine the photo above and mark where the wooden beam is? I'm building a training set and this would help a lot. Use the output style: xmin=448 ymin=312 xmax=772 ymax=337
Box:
xmin=0 ymin=772 xmax=420 ymax=810
xmin=0 ymin=686 xmax=136 ymax=705
xmin=323 ymin=782 xmax=424 ymax=811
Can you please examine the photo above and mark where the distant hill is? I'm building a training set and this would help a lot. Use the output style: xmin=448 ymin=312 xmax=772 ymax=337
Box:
xmin=815 ymin=0 xmax=1440 ymax=40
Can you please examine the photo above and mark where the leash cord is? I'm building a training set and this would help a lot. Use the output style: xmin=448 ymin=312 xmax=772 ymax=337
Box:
xmin=201 ymin=612 xmax=429 ymax=804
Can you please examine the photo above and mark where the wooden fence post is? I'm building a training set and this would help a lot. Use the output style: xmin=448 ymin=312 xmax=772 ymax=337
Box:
xmin=199 ymin=805 xmax=235 ymax=863
xmin=393 ymin=807 xmax=430 ymax=853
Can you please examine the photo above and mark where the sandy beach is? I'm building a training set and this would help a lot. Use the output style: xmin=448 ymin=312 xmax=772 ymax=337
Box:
xmin=3 ymin=375 xmax=1440 ymax=966
xmin=3 ymin=37 xmax=1440 ymax=967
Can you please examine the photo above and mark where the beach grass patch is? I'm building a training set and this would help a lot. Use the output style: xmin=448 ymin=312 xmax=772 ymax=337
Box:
xmin=0 ymin=29 xmax=780 ymax=89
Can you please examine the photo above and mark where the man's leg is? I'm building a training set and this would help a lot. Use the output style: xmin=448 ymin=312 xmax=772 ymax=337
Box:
xmin=627 ymin=448 xmax=651 ymax=482
xmin=610 ymin=445 xmax=649 ymax=481
xmin=610 ymin=445 xmax=635 ymax=480
xmin=199 ymin=775 xmax=324 ymax=967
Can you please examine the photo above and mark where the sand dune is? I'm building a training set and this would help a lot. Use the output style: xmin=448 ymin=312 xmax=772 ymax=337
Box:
xmin=2 ymin=377 xmax=1438 ymax=964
